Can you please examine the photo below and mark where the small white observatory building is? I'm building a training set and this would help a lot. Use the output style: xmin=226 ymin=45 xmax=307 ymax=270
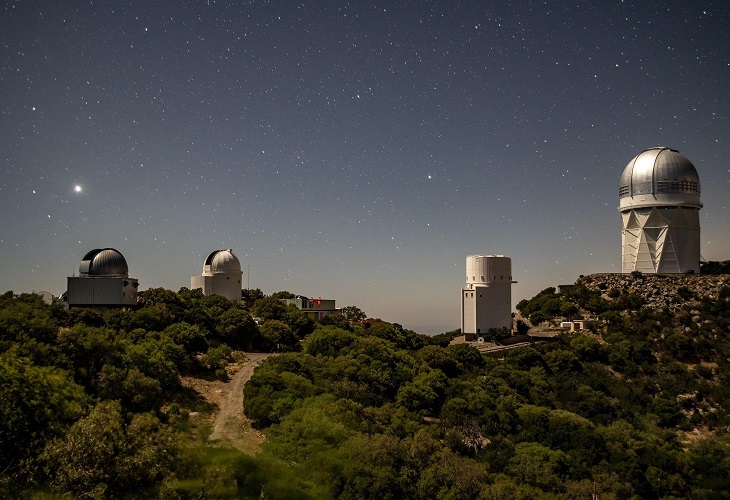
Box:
xmin=461 ymin=255 xmax=515 ymax=339
xmin=619 ymin=147 xmax=702 ymax=273
xmin=190 ymin=249 xmax=243 ymax=301
xmin=67 ymin=248 xmax=139 ymax=308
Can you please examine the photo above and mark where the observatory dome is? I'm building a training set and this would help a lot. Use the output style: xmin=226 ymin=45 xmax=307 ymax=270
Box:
xmin=618 ymin=147 xmax=701 ymax=211
xmin=79 ymin=248 xmax=129 ymax=277
xmin=203 ymin=249 xmax=241 ymax=275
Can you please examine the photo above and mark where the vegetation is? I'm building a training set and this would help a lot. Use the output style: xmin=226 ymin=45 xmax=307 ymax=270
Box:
xmin=1 ymin=279 xmax=730 ymax=498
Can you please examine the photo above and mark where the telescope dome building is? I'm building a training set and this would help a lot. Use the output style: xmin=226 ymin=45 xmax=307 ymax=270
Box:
xmin=191 ymin=249 xmax=242 ymax=301
xmin=67 ymin=248 xmax=139 ymax=308
xmin=619 ymin=147 xmax=702 ymax=273
xmin=461 ymin=255 xmax=515 ymax=340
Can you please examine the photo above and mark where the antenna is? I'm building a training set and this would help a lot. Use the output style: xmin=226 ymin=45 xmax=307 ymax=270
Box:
xmin=247 ymin=265 xmax=250 ymax=290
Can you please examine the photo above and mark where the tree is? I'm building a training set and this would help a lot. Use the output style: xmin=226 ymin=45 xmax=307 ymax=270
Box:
xmin=96 ymin=365 xmax=163 ymax=413
xmin=283 ymin=306 xmax=315 ymax=340
xmin=216 ymin=308 xmax=259 ymax=349
xmin=417 ymin=345 xmax=461 ymax=377
xmin=241 ymin=288 xmax=265 ymax=309
xmin=163 ymin=322 xmax=208 ymax=353
xmin=446 ymin=343 xmax=486 ymax=371
xmin=505 ymin=442 xmax=568 ymax=492
xmin=396 ymin=369 xmax=448 ymax=416
xmin=570 ymin=335 xmax=605 ymax=362
xmin=37 ymin=401 xmax=189 ymax=497
xmin=545 ymin=349 xmax=583 ymax=374
xmin=260 ymin=320 xmax=298 ymax=352
xmin=130 ymin=303 xmax=175 ymax=332
xmin=303 ymin=327 xmax=357 ymax=357
xmin=0 ymin=349 xmax=87 ymax=474
xmin=252 ymin=296 xmax=288 ymax=322
xmin=57 ymin=324 xmax=126 ymax=388
xmin=340 ymin=305 xmax=366 ymax=323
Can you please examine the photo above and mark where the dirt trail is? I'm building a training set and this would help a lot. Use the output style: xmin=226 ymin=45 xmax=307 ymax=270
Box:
xmin=205 ymin=352 xmax=274 ymax=453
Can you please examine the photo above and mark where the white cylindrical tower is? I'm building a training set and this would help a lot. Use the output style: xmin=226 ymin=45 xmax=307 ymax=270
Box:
xmin=618 ymin=147 xmax=702 ymax=273
xmin=461 ymin=255 xmax=513 ymax=338
xmin=466 ymin=254 xmax=513 ymax=285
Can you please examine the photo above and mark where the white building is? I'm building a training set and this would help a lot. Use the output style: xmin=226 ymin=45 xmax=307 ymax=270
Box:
xmin=619 ymin=147 xmax=702 ymax=273
xmin=67 ymin=248 xmax=139 ymax=309
xmin=190 ymin=249 xmax=243 ymax=301
xmin=461 ymin=255 xmax=515 ymax=339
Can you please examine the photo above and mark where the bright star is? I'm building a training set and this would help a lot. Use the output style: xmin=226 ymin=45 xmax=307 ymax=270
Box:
xmin=74 ymin=184 xmax=82 ymax=193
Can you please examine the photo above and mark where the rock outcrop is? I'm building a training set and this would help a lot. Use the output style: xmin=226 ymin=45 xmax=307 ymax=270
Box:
xmin=576 ymin=273 xmax=730 ymax=313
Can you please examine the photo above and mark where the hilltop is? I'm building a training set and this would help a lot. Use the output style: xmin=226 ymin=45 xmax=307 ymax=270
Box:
xmin=2 ymin=277 xmax=730 ymax=498
xmin=578 ymin=273 xmax=730 ymax=314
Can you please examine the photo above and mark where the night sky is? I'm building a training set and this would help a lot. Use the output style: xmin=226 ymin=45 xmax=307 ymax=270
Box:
xmin=2 ymin=1 xmax=729 ymax=333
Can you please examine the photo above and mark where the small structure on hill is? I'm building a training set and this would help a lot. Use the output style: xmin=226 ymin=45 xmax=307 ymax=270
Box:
xmin=461 ymin=255 xmax=516 ymax=341
xmin=280 ymin=296 xmax=337 ymax=321
xmin=191 ymin=249 xmax=243 ymax=301
xmin=67 ymin=248 xmax=139 ymax=309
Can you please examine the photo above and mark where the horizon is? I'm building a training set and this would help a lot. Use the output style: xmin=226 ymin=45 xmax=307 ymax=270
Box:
xmin=2 ymin=1 xmax=729 ymax=331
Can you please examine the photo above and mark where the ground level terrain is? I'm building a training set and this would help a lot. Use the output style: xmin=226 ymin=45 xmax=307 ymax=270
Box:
xmin=181 ymin=352 xmax=274 ymax=454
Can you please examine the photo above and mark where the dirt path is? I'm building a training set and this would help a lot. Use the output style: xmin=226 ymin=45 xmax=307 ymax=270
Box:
xmin=200 ymin=352 xmax=274 ymax=453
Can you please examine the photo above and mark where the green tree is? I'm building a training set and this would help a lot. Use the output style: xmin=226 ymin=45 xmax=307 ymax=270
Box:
xmin=0 ymin=349 xmax=87 ymax=474
xmin=264 ymin=395 xmax=355 ymax=463
xmin=163 ymin=322 xmax=208 ymax=353
xmin=37 ymin=400 xmax=189 ymax=497
xmin=396 ymin=369 xmax=448 ymax=416
xmin=96 ymin=365 xmax=163 ymax=413
xmin=446 ymin=343 xmax=486 ymax=371
xmin=241 ymin=288 xmax=265 ymax=309
xmin=216 ymin=308 xmax=259 ymax=349
xmin=417 ymin=345 xmax=461 ymax=377
xmin=57 ymin=324 xmax=125 ymax=388
xmin=260 ymin=320 xmax=298 ymax=352
xmin=252 ymin=296 xmax=288 ymax=322
xmin=283 ymin=306 xmax=315 ymax=340
xmin=340 ymin=305 xmax=367 ymax=323
xmin=570 ymin=335 xmax=605 ymax=362
xmin=505 ymin=442 xmax=568 ymax=492
xmin=303 ymin=327 xmax=357 ymax=357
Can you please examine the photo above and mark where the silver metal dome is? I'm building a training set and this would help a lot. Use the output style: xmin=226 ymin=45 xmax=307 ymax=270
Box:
xmin=618 ymin=147 xmax=702 ymax=211
xmin=79 ymin=248 xmax=129 ymax=277
xmin=202 ymin=249 xmax=241 ymax=275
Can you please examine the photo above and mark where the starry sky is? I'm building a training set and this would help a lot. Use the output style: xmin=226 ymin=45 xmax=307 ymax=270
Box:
xmin=1 ymin=1 xmax=729 ymax=333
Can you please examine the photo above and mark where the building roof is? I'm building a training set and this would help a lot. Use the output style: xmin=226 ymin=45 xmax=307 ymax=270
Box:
xmin=78 ymin=248 xmax=129 ymax=277
xmin=202 ymin=249 xmax=242 ymax=275
xmin=618 ymin=147 xmax=702 ymax=211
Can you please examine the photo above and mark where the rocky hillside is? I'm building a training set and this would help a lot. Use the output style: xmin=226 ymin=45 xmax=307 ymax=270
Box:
xmin=576 ymin=273 xmax=730 ymax=313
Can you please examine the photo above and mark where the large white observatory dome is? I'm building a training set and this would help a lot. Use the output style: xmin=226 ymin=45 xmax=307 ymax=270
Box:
xmin=618 ymin=147 xmax=702 ymax=274
xmin=78 ymin=248 xmax=129 ymax=277
xmin=202 ymin=249 xmax=241 ymax=276
xmin=618 ymin=147 xmax=702 ymax=211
